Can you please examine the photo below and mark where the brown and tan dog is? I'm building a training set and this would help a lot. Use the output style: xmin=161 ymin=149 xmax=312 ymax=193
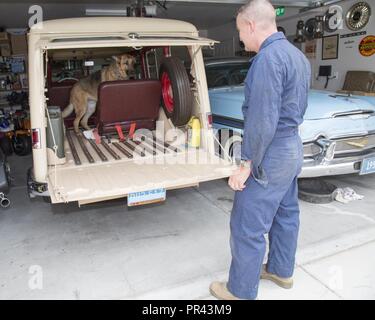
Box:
xmin=62 ymin=54 xmax=136 ymax=133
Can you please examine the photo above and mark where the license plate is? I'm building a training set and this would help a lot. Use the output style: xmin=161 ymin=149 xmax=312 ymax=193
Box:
xmin=360 ymin=157 xmax=375 ymax=175
xmin=127 ymin=188 xmax=166 ymax=207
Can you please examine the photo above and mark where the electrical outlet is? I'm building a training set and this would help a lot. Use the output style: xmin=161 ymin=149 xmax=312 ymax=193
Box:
xmin=333 ymin=71 xmax=338 ymax=79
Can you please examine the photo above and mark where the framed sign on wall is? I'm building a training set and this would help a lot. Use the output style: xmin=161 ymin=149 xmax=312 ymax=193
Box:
xmin=322 ymin=34 xmax=339 ymax=60
xmin=305 ymin=39 xmax=317 ymax=59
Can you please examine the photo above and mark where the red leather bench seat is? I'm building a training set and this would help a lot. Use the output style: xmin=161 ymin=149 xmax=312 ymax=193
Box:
xmin=97 ymin=79 xmax=161 ymax=135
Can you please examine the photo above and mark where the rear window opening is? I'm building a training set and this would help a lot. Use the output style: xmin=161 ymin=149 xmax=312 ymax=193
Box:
xmin=44 ymin=45 xmax=212 ymax=170
xmin=46 ymin=46 xmax=192 ymax=85
xmin=45 ymin=47 xmax=195 ymax=129
xmin=41 ymin=44 xmax=233 ymax=204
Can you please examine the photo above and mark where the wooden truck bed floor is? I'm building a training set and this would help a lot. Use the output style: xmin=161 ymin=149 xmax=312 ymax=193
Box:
xmin=46 ymin=130 xmax=236 ymax=204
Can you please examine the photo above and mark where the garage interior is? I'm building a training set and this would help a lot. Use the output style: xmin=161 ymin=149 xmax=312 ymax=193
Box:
xmin=0 ymin=0 xmax=374 ymax=300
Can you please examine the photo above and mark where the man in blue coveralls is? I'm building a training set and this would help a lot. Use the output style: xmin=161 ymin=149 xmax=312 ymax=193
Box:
xmin=210 ymin=0 xmax=311 ymax=300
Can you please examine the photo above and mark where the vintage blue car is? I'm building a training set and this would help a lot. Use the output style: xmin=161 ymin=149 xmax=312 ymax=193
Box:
xmin=206 ymin=57 xmax=375 ymax=177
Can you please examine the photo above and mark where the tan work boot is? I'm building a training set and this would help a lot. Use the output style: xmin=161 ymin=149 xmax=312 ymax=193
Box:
xmin=209 ymin=281 xmax=241 ymax=300
xmin=260 ymin=264 xmax=294 ymax=289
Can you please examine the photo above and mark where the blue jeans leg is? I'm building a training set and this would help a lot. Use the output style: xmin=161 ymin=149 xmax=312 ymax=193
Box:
xmin=267 ymin=176 xmax=300 ymax=278
xmin=227 ymin=176 xmax=282 ymax=300
xmin=227 ymin=135 xmax=302 ymax=299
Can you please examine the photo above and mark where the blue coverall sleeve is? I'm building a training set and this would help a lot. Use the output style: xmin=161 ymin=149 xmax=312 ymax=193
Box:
xmin=241 ymin=57 xmax=284 ymax=166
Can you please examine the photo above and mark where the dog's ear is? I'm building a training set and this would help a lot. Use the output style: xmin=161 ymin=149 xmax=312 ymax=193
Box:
xmin=112 ymin=56 xmax=120 ymax=63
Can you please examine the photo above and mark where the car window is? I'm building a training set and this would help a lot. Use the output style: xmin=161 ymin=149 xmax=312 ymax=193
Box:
xmin=206 ymin=62 xmax=250 ymax=88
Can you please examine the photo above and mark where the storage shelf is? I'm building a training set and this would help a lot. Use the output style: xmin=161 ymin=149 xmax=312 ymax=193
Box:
xmin=0 ymin=89 xmax=25 ymax=93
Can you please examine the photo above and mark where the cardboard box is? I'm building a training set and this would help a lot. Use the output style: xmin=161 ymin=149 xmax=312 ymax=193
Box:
xmin=10 ymin=34 xmax=28 ymax=55
xmin=0 ymin=32 xmax=9 ymax=43
xmin=0 ymin=43 xmax=11 ymax=56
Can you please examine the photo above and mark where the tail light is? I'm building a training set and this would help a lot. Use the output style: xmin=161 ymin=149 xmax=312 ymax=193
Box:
xmin=207 ymin=112 xmax=213 ymax=128
xmin=32 ymin=128 xmax=41 ymax=149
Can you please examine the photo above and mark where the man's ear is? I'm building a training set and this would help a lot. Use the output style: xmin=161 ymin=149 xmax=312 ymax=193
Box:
xmin=247 ymin=20 xmax=255 ymax=34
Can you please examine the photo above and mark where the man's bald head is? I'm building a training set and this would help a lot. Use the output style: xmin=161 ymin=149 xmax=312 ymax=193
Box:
xmin=236 ymin=0 xmax=278 ymax=52
xmin=237 ymin=0 xmax=277 ymax=29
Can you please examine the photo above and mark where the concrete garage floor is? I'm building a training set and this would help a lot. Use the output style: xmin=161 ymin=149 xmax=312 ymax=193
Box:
xmin=1 ymin=154 xmax=375 ymax=300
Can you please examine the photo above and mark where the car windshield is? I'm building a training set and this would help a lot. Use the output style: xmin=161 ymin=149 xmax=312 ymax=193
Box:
xmin=206 ymin=62 xmax=250 ymax=88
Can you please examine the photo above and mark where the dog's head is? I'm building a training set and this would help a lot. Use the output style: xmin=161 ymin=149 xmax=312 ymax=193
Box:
xmin=112 ymin=54 xmax=136 ymax=79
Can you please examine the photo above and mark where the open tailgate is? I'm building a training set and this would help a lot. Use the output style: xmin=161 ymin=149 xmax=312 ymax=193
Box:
xmin=48 ymin=149 xmax=235 ymax=205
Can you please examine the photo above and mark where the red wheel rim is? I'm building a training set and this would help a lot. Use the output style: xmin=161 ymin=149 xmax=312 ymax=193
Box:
xmin=161 ymin=72 xmax=174 ymax=113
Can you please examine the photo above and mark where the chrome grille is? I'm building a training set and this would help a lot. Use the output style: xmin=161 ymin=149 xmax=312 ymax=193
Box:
xmin=303 ymin=134 xmax=375 ymax=159
xmin=303 ymin=143 xmax=321 ymax=158
xmin=334 ymin=134 xmax=375 ymax=155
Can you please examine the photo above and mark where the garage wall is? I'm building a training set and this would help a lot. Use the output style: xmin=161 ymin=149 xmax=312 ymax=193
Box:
xmin=207 ymin=7 xmax=301 ymax=57
xmin=207 ymin=21 xmax=240 ymax=57
xmin=278 ymin=0 xmax=374 ymax=91
xmin=207 ymin=1 xmax=373 ymax=92
xmin=207 ymin=10 xmax=305 ymax=57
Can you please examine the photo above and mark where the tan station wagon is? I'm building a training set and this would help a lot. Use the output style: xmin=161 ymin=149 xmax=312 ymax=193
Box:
xmin=27 ymin=17 xmax=236 ymax=206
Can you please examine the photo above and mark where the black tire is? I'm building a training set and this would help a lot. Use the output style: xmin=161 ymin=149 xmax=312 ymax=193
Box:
xmin=298 ymin=178 xmax=337 ymax=204
xmin=159 ymin=57 xmax=193 ymax=126
xmin=12 ymin=135 xmax=32 ymax=156
xmin=0 ymin=136 xmax=13 ymax=156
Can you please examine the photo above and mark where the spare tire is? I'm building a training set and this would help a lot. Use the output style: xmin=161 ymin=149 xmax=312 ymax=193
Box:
xmin=159 ymin=57 xmax=193 ymax=126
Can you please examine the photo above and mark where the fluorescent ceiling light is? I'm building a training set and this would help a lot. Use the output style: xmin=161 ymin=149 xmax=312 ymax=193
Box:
xmin=86 ymin=4 xmax=157 ymax=17
xmin=85 ymin=9 xmax=128 ymax=16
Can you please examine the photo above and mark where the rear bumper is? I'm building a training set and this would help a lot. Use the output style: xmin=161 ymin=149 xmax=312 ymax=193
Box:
xmin=300 ymin=153 xmax=375 ymax=178
xmin=27 ymin=167 xmax=49 ymax=198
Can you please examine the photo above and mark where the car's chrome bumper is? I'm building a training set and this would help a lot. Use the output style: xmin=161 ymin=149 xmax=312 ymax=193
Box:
xmin=300 ymin=152 xmax=375 ymax=178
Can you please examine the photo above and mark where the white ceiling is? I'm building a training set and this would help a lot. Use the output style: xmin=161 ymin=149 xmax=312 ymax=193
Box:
xmin=0 ymin=0 xmax=333 ymax=30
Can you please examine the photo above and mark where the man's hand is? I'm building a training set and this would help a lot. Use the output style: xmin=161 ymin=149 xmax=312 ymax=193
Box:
xmin=228 ymin=164 xmax=251 ymax=191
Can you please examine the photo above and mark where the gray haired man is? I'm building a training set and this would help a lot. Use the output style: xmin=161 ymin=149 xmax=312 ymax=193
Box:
xmin=210 ymin=0 xmax=311 ymax=300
